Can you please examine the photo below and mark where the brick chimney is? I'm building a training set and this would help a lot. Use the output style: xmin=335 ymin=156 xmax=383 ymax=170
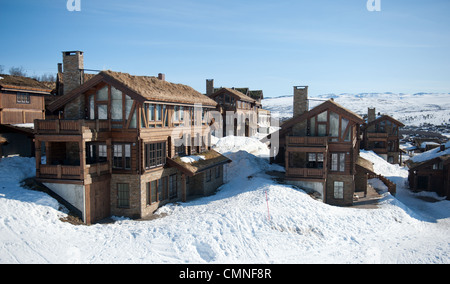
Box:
xmin=206 ymin=79 xmax=214 ymax=96
xmin=62 ymin=51 xmax=84 ymax=96
xmin=293 ymin=86 xmax=309 ymax=136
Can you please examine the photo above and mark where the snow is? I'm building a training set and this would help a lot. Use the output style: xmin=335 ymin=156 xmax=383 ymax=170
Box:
xmin=180 ymin=155 xmax=205 ymax=163
xmin=0 ymin=138 xmax=449 ymax=264
xmin=263 ymin=92 xmax=450 ymax=126
xmin=410 ymin=141 xmax=450 ymax=164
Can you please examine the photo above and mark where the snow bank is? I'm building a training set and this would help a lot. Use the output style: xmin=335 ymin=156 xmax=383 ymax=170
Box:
xmin=0 ymin=139 xmax=449 ymax=264
xmin=359 ymin=150 xmax=408 ymax=179
xmin=213 ymin=135 xmax=271 ymax=157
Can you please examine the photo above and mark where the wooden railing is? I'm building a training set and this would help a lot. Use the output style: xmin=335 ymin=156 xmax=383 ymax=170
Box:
xmin=34 ymin=120 xmax=110 ymax=135
xmin=286 ymin=168 xmax=325 ymax=179
xmin=287 ymin=136 xmax=328 ymax=147
xmin=38 ymin=162 xmax=110 ymax=181
xmin=367 ymin=132 xmax=388 ymax=138
xmin=39 ymin=164 xmax=82 ymax=180
xmin=368 ymin=173 xmax=397 ymax=196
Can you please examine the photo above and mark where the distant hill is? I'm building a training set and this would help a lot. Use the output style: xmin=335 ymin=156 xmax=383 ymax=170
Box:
xmin=262 ymin=92 xmax=450 ymax=127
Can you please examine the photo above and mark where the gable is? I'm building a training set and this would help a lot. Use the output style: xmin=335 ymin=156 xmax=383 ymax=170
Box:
xmin=209 ymin=88 xmax=255 ymax=103
xmin=363 ymin=115 xmax=405 ymax=129
xmin=280 ymin=99 xmax=364 ymax=136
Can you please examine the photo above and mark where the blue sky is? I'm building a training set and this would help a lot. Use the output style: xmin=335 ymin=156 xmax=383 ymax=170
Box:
xmin=1 ymin=0 xmax=449 ymax=97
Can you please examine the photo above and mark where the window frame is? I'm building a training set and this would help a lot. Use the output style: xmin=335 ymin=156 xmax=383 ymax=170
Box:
xmin=144 ymin=142 xmax=166 ymax=170
xmin=16 ymin=92 xmax=30 ymax=104
xmin=333 ymin=181 xmax=344 ymax=199
xmin=113 ymin=143 xmax=132 ymax=170
xmin=117 ymin=183 xmax=130 ymax=208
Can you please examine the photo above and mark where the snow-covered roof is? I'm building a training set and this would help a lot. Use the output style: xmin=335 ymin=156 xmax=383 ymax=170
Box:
xmin=420 ymin=141 xmax=440 ymax=149
xmin=410 ymin=141 xmax=450 ymax=164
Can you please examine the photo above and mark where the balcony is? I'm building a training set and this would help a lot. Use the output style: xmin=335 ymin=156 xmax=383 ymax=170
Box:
xmin=367 ymin=132 xmax=388 ymax=139
xmin=286 ymin=168 xmax=325 ymax=180
xmin=286 ymin=136 xmax=328 ymax=147
xmin=34 ymin=120 xmax=110 ymax=135
xmin=37 ymin=162 xmax=110 ymax=181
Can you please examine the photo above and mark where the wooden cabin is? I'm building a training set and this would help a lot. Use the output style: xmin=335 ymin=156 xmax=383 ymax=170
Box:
xmin=0 ymin=74 xmax=51 ymax=125
xmin=270 ymin=86 xmax=365 ymax=206
xmin=406 ymin=142 xmax=450 ymax=199
xmin=0 ymin=74 xmax=52 ymax=157
xmin=361 ymin=108 xmax=405 ymax=165
xmin=34 ymin=52 xmax=231 ymax=224
xmin=205 ymin=79 xmax=270 ymax=137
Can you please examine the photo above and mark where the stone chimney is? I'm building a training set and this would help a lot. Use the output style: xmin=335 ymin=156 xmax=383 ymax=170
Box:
xmin=368 ymin=108 xmax=376 ymax=123
xmin=158 ymin=73 xmax=165 ymax=81
xmin=293 ymin=86 xmax=309 ymax=117
xmin=62 ymin=51 xmax=84 ymax=95
xmin=62 ymin=51 xmax=84 ymax=119
xmin=206 ymin=79 xmax=214 ymax=96
xmin=293 ymin=86 xmax=309 ymax=136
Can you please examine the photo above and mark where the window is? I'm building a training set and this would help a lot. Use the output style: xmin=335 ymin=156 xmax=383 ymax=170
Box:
xmin=17 ymin=93 xmax=30 ymax=104
xmin=307 ymin=153 xmax=324 ymax=169
xmin=169 ymin=174 xmax=177 ymax=199
xmin=331 ymin=153 xmax=346 ymax=172
xmin=330 ymin=112 xmax=339 ymax=138
xmin=190 ymin=136 xmax=197 ymax=155
xmin=215 ymin=166 xmax=221 ymax=179
xmin=317 ymin=111 xmax=327 ymax=122
xmin=86 ymin=143 xmax=107 ymax=164
xmin=334 ymin=181 xmax=344 ymax=199
xmin=145 ymin=142 xmax=166 ymax=169
xmin=98 ymin=105 xmax=108 ymax=120
xmin=206 ymin=169 xmax=212 ymax=182
xmin=117 ymin=183 xmax=130 ymax=208
xmin=147 ymin=180 xmax=158 ymax=205
xmin=175 ymin=144 xmax=186 ymax=157
xmin=111 ymin=87 xmax=123 ymax=121
xmin=156 ymin=105 xmax=162 ymax=121
xmin=113 ymin=144 xmax=131 ymax=170
xmin=318 ymin=124 xmax=327 ymax=137
xmin=433 ymin=162 xmax=443 ymax=170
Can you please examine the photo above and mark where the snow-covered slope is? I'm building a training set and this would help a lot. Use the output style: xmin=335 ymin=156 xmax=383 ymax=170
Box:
xmin=263 ymin=92 xmax=450 ymax=126
xmin=0 ymin=137 xmax=449 ymax=264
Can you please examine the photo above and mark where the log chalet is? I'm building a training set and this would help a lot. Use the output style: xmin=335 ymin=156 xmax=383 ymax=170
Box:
xmin=406 ymin=142 xmax=450 ymax=199
xmin=269 ymin=86 xmax=370 ymax=206
xmin=361 ymin=108 xmax=405 ymax=165
xmin=205 ymin=79 xmax=270 ymax=137
xmin=34 ymin=51 xmax=231 ymax=224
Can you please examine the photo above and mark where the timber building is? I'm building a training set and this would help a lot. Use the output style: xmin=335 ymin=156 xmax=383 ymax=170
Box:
xmin=34 ymin=51 xmax=230 ymax=224
xmin=267 ymin=86 xmax=378 ymax=206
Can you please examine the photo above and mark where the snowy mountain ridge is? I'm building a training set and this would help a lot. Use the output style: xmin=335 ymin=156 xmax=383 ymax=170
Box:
xmin=263 ymin=92 xmax=450 ymax=127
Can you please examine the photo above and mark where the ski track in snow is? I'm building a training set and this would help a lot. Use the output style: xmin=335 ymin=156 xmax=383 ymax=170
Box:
xmin=0 ymin=136 xmax=449 ymax=263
